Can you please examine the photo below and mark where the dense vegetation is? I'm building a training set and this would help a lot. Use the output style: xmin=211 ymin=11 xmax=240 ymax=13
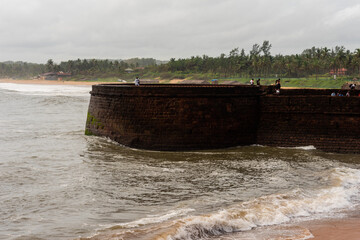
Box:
xmin=1 ymin=41 xmax=359 ymax=84
xmin=0 ymin=61 xmax=46 ymax=79
xmin=161 ymin=41 xmax=360 ymax=80
xmin=0 ymin=58 xmax=158 ymax=79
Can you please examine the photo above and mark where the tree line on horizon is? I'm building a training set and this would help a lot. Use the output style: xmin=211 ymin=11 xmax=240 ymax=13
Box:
xmin=162 ymin=41 xmax=360 ymax=79
xmin=1 ymin=41 xmax=360 ymax=80
xmin=0 ymin=58 xmax=158 ymax=79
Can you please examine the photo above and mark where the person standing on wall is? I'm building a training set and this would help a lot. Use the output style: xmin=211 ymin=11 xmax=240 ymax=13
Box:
xmin=275 ymin=79 xmax=281 ymax=94
xmin=134 ymin=76 xmax=140 ymax=86
xmin=256 ymin=78 xmax=260 ymax=86
xmin=250 ymin=78 xmax=254 ymax=85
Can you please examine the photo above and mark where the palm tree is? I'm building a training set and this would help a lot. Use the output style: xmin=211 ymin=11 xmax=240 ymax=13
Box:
xmin=334 ymin=46 xmax=346 ymax=75
xmin=46 ymin=59 xmax=54 ymax=72
xmin=353 ymin=49 xmax=360 ymax=75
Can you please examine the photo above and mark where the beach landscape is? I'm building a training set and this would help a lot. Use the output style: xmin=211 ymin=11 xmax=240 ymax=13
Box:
xmin=1 ymin=0 xmax=360 ymax=239
xmin=0 ymin=79 xmax=359 ymax=240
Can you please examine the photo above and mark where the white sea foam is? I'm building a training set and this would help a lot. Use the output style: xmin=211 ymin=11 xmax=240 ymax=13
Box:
xmin=279 ymin=145 xmax=317 ymax=150
xmin=0 ymin=83 xmax=90 ymax=96
xmin=250 ymin=144 xmax=266 ymax=147
xmin=293 ymin=145 xmax=317 ymax=150
xmin=115 ymin=208 xmax=195 ymax=229
xmin=166 ymin=167 xmax=360 ymax=240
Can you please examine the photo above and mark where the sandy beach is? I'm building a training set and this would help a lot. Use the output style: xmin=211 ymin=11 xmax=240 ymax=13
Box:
xmin=0 ymin=78 xmax=119 ymax=86
xmin=303 ymin=217 xmax=360 ymax=240
xmin=0 ymin=78 xmax=187 ymax=86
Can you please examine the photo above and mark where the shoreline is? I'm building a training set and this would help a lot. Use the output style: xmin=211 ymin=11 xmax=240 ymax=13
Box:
xmin=0 ymin=78 xmax=333 ymax=89
xmin=243 ymin=217 xmax=360 ymax=240
xmin=300 ymin=216 xmax=360 ymax=240
xmin=0 ymin=78 xmax=120 ymax=86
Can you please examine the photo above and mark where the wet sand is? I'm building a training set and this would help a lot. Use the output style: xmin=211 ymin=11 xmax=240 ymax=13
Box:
xmin=0 ymin=78 xmax=120 ymax=85
xmin=220 ymin=217 xmax=360 ymax=240
xmin=303 ymin=217 xmax=360 ymax=240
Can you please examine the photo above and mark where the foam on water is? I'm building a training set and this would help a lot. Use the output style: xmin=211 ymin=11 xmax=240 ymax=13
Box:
xmin=0 ymin=83 xmax=90 ymax=96
xmin=166 ymin=167 xmax=360 ymax=239
xmin=279 ymin=146 xmax=317 ymax=151
xmin=88 ymin=167 xmax=360 ymax=240
xmin=110 ymin=208 xmax=196 ymax=229
xmin=293 ymin=146 xmax=317 ymax=150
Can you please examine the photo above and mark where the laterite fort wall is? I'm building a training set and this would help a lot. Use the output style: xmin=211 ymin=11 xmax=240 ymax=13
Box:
xmin=86 ymin=84 xmax=360 ymax=153
xmin=86 ymin=84 xmax=261 ymax=151
xmin=257 ymin=89 xmax=360 ymax=153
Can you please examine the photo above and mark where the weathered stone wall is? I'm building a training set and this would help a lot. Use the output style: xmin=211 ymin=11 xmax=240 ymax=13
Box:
xmin=257 ymin=89 xmax=360 ymax=153
xmin=86 ymin=85 xmax=360 ymax=153
xmin=86 ymin=84 xmax=261 ymax=151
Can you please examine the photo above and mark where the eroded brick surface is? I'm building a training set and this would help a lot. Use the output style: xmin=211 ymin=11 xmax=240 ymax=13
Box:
xmin=85 ymin=84 xmax=360 ymax=153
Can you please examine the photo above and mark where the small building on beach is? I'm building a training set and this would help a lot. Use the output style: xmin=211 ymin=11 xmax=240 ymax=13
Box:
xmin=40 ymin=72 xmax=72 ymax=80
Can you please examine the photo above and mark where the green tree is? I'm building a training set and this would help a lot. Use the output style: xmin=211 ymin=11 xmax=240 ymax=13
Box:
xmin=46 ymin=59 xmax=54 ymax=72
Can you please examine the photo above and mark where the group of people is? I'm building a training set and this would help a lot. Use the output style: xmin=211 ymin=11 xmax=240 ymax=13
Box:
xmin=250 ymin=78 xmax=281 ymax=94
xmin=331 ymin=83 xmax=359 ymax=96
xmin=331 ymin=92 xmax=349 ymax=97
xmin=331 ymin=90 xmax=360 ymax=97
xmin=250 ymin=78 xmax=261 ymax=86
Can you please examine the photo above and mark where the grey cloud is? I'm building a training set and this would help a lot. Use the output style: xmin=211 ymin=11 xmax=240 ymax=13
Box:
xmin=0 ymin=0 xmax=359 ymax=63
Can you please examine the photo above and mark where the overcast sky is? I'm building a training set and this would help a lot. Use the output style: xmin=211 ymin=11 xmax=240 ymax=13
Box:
xmin=0 ymin=0 xmax=359 ymax=63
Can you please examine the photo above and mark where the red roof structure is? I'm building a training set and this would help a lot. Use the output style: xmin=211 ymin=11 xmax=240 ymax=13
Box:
xmin=40 ymin=71 xmax=72 ymax=80
xmin=329 ymin=68 xmax=347 ymax=75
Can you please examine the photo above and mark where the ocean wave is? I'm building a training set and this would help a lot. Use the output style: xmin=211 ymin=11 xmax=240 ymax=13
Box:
xmin=113 ymin=208 xmax=196 ymax=229
xmin=167 ymin=167 xmax=360 ymax=240
xmin=0 ymin=83 xmax=90 ymax=96
xmin=83 ymin=167 xmax=360 ymax=240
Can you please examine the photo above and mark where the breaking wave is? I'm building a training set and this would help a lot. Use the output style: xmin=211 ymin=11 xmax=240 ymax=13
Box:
xmin=0 ymin=83 xmax=90 ymax=96
xmin=167 ymin=167 xmax=360 ymax=239
xmin=87 ymin=167 xmax=360 ymax=240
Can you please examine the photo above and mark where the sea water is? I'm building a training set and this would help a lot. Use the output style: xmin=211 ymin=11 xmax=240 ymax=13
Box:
xmin=0 ymin=83 xmax=359 ymax=240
